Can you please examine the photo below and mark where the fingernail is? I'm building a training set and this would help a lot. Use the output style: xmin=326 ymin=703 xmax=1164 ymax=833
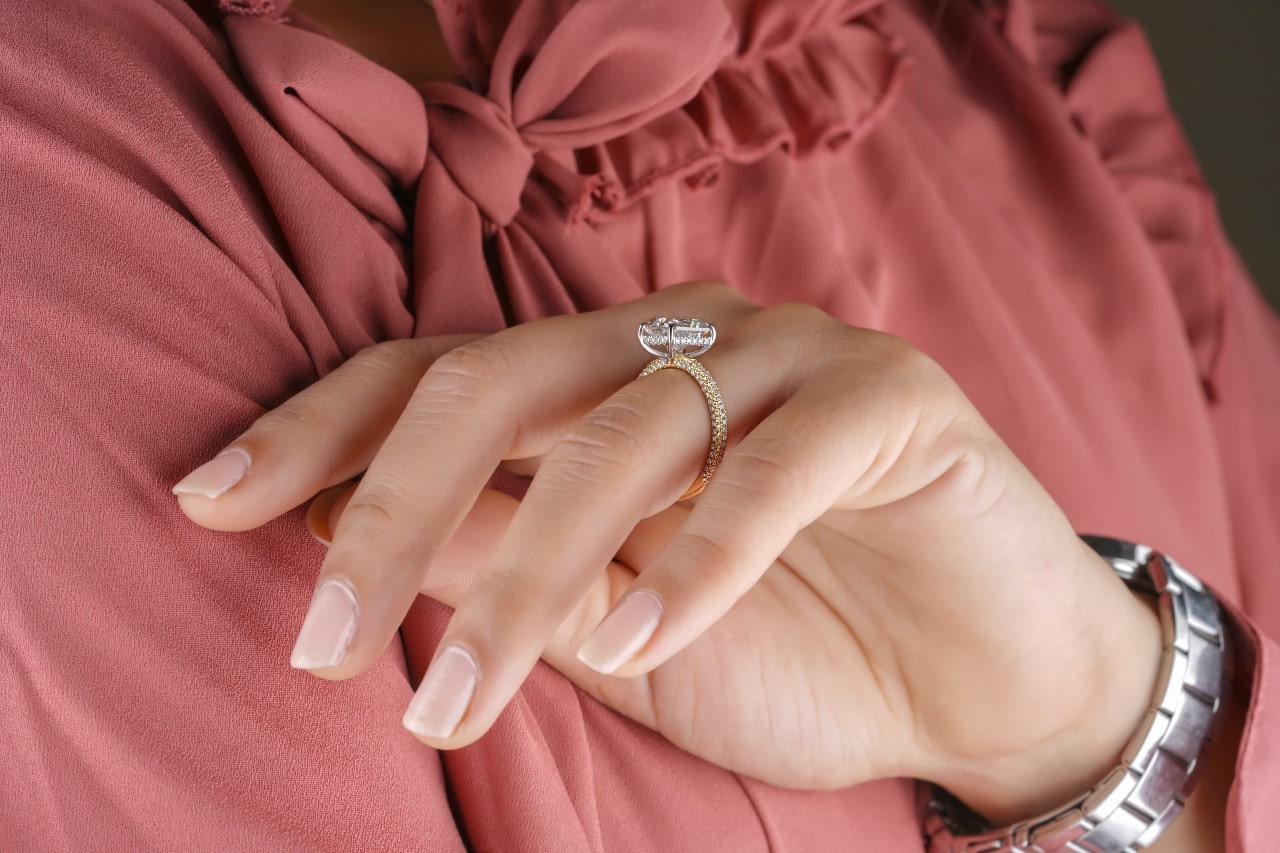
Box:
xmin=403 ymin=645 xmax=478 ymax=740
xmin=306 ymin=519 xmax=331 ymax=547
xmin=290 ymin=579 xmax=359 ymax=670
xmin=305 ymin=489 xmax=341 ymax=546
xmin=171 ymin=447 xmax=251 ymax=498
xmin=576 ymin=590 xmax=663 ymax=675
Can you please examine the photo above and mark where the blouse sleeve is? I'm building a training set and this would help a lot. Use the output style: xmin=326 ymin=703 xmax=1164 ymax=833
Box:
xmin=1002 ymin=0 xmax=1280 ymax=846
xmin=0 ymin=2 xmax=465 ymax=849
xmin=1202 ymin=210 xmax=1280 ymax=852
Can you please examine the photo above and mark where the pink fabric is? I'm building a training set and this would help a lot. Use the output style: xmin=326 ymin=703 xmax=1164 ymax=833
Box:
xmin=2 ymin=0 xmax=1277 ymax=848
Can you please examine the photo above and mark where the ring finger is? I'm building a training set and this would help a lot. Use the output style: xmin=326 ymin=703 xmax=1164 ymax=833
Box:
xmin=401 ymin=307 xmax=820 ymax=747
xmin=288 ymin=283 xmax=757 ymax=683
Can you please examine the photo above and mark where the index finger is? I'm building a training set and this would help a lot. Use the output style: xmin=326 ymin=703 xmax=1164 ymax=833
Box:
xmin=171 ymin=334 xmax=481 ymax=532
xmin=290 ymin=283 xmax=753 ymax=682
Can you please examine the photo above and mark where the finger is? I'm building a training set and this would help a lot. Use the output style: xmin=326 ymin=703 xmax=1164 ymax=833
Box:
xmin=573 ymin=341 xmax=936 ymax=678
xmin=317 ymin=478 xmax=686 ymax=730
xmin=172 ymin=334 xmax=481 ymax=531
xmin=417 ymin=486 xmax=523 ymax=605
xmin=315 ymin=479 xmax=692 ymax=615
xmin=575 ymin=404 xmax=834 ymax=676
xmin=613 ymin=501 xmax=690 ymax=571
xmin=399 ymin=501 xmax=696 ymax=744
xmin=305 ymin=483 xmax=355 ymax=547
xmin=295 ymin=282 xmax=756 ymax=683
xmin=398 ymin=506 xmax=700 ymax=748
xmin=318 ymin=485 xmax=533 ymax=606
xmin=397 ymin=313 xmax=801 ymax=747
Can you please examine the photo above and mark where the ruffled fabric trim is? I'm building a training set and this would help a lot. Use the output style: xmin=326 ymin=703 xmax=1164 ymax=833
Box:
xmin=986 ymin=0 xmax=1232 ymax=401
xmin=211 ymin=0 xmax=915 ymax=337
xmin=212 ymin=0 xmax=912 ymax=234
xmin=561 ymin=7 xmax=912 ymax=226
xmin=216 ymin=0 xmax=276 ymax=17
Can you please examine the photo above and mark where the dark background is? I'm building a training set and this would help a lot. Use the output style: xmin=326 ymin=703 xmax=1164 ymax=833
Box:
xmin=1110 ymin=0 xmax=1279 ymax=309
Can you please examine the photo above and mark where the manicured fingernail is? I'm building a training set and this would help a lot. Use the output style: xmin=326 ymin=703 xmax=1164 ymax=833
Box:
xmin=171 ymin=447 xmax=251 ymax=498
xmin=403 ymin=645 xmax=478 ymax=740
xmin=576 ymin=590 xmax=663 ymax=675
xmin=290 ymin=579 xmax=359 ymax=670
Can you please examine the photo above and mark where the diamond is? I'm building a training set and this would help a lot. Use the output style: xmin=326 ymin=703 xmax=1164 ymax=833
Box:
xmin=637 ymin=317 xmax=716 ymax=358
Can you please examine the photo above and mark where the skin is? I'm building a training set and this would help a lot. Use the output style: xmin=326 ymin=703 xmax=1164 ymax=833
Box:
xmin=289 ymin=0 xmax=457 ymax=84
xmin=198 ymin=3 xmax=1242 ymax=847
xmin=174 ymin=281 xmax=1239 ymax=848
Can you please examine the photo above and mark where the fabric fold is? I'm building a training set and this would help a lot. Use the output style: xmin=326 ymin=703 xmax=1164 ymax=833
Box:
xmin=991 ymin=0 xmax=1232 ymax=400
xmin=216 ymin=0 xmax=912 ymax=336
xmin=569 ymin=3 xmax=912 ymax=224
xmin=408 ymin=1 xmax=737 ymax=331
xmin=421 ymin=82 xmax=533 ymax=227
xmin=8 ymin=0 xmax=1280 ymax=849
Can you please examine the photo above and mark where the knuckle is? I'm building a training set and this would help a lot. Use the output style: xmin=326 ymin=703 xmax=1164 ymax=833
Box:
xmin=247 ymin=340 xmax=438 ymax=456
xmin=553 ymin=403 xmax=653 ymax=474
xmin=254 ymin=398 xmax=327 ymax=438
xmin=898 ymin=351 xmax=956 ymax=410
xmin=721 ymin=442 xmax=805 ymax=507
xmin=249 ymin=404 xmax=341 ymax=483
xmin=349 ymin=338 xmax=436 ymax=375
xmin=897 ymin=343 xmax=945 ymax=385
xmin=471 ymin=563 xmax=530 ymax=602
xmin=870 ymin=331 xmax=939 ymax=378
xmin=419 ymin=338 xmax=513 ymax=401
xmin=339 ymin=482 xmax=413 ymax=533
xmin=764 ymin=299 xmax=834 ymax=331
xmin=665 ymin=529 xmax=745 ymax=588
xmin=466 ymin=566 xmax=549 ymax=628
xmin=747 ymin=302 xmax=841 ymax=364
xmin=847 ymin=330 xmax=953 ymax=402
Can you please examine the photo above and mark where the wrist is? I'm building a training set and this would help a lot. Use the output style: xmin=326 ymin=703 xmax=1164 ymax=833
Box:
xmin=930 ymin=543 xmax=1164 ymax=824
xmin=923 ymin=537 xmax=1234 ymax=852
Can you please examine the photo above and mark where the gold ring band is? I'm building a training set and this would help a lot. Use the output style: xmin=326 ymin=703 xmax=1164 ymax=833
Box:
xmin=637 ymin=353 xmax=728 ymax=501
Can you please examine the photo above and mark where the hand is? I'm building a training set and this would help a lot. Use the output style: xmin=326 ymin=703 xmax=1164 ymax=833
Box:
xmin=172 ymin=281 xmax=1163 ymax=825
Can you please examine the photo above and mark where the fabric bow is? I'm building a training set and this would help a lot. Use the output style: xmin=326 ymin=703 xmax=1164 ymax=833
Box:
xmin=412 ymin=0 xmax=736 ymax=334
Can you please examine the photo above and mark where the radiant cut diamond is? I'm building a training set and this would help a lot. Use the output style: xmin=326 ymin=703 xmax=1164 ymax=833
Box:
xmin=637 ymin=317 xmax=716 ymax=358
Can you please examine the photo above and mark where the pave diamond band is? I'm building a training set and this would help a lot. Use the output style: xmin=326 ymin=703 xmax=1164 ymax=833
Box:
xmin=635 ymin=317 xmax=725 ymax=501
xmin=637 ymin=354 xmax=728 ymax=500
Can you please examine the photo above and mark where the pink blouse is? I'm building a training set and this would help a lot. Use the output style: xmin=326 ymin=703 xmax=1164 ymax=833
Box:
xmin=2 ymin=0 xmax=1277 ymax=848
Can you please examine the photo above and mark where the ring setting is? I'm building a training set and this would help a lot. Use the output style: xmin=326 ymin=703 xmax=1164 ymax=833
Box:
xmin=635 ymin=317 xmax=727 ymax=501
xmin=637 ymin=317 xmax=717 ymax=359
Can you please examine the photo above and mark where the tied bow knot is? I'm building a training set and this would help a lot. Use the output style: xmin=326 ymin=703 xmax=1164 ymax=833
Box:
xmin=417 ymin=0 xmax=738 ymax=229
xmin=421 ymin=83 xmax=533 ymax=228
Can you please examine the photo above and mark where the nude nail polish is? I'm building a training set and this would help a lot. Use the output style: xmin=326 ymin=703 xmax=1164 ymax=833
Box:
xmin=290 ymin=579 xmax=359 ymax=670
xmin=403 ymin=645 xmax=479 ymax=740
xmin=576 ymin=590 xmax=664 ymax=675
xmin=171 ymin=447 xmax=251 ymax=498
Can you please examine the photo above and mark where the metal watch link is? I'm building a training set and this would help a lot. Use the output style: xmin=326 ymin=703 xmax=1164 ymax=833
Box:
xmin=922 ymin=535 xmax=1233 ymax=853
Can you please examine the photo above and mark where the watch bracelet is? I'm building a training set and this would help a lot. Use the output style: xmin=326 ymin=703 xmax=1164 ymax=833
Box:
xmin=922 ymin=535 xmax=1234 ymax=853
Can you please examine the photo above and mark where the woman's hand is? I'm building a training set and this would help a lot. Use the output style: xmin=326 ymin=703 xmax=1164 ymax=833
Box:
xmin=172 ymin=281 xmax=1162 ymax=825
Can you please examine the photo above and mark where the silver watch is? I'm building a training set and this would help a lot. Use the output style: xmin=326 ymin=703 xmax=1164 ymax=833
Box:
xmin=923 ymin=535 xmax=1233 ymax=853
